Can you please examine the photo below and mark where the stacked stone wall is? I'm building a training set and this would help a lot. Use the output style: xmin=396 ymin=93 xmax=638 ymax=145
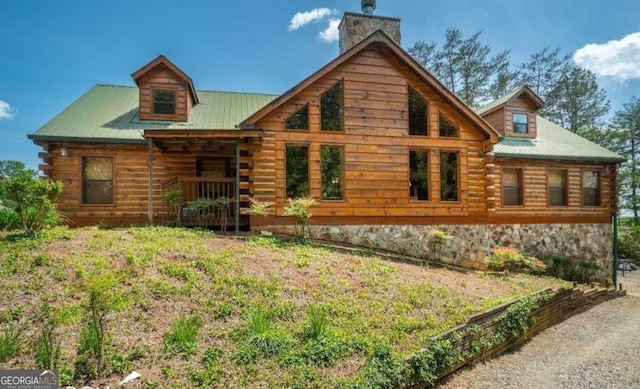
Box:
xmin=260 ymin=223 xmax=613 ymax=280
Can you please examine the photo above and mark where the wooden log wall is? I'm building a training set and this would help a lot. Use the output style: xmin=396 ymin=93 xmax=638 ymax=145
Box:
xmin=494 ymin=158 xmax=615 ymax=220
xmin=408 ymin=287 xmax=626 ymax=389
xmin=42 ymin=142 xmax=252 ymax=227
xmin=254 ymin=47 xmax=489 ymax=221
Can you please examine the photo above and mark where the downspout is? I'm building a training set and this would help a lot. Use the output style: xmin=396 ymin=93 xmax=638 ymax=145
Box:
xmin=235 ymin=138 xmax=240 ymax=234
xmin=613 ymin=214 xmax=618 ymax=288
xmin=147 ymin=137 xmax=154 ymax=225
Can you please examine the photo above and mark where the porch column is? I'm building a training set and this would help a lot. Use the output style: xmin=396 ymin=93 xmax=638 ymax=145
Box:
xmin=147 ymin=137 xmax=154 ymax=225
xmin=235 ymin=138 xmax=241 ymax=234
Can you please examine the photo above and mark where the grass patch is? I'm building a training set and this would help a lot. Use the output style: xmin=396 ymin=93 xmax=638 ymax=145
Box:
xmin=0 ymin=227 xmax=569 ymax=387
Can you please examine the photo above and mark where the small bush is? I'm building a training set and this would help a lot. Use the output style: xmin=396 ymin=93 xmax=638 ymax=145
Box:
xmin=164 ymin=315 xmax=204 ymax=357
xmin=486 ymin=247 xmax=546 ymax=274
xmin=0 ymin=208 xmax=20 ymax=231
xmin=0 ymin=325 xmax=22 ymax=362
xmin=283 ymin=197 xmax=318 ymax=238
xmin=426 ymin=229 xmax=452 ymax=262
xmin=619 ymin=226 xmax=640 ymax=263
xmin=244 ymin=306 xmax=290 ymax=356
xmin=244 ymin=197 xmax=275 ymax=217
xmin=303 ymin=305 xmax=328 ymax=341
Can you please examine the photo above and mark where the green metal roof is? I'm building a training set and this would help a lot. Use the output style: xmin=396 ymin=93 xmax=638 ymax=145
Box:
xmin=494 ymin=116 xmax=625 ymax=162
xmin=29 ymin=85 xmax=278 ymax=143
xmin=475 ymin=88 xmax=522 ymax=115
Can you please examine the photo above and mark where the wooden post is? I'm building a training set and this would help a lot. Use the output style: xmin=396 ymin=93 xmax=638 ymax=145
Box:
xmin=235 ymin=139 xmax=241 ymax=234
xmin=148 ymin=138 xmax=154 ymax=225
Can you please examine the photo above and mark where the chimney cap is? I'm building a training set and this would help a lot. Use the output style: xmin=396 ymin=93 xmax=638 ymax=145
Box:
xmin=361 ymin=0 xmax=376 ymax=14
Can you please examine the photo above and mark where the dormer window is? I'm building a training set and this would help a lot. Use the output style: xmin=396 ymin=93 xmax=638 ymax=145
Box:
xmin=153 ymin=90 xmax=176 ymax=116
xmin=513 ymin=113 xmax=528 ymax=134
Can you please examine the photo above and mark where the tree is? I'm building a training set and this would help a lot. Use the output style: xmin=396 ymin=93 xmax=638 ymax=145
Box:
xmin=610 ymin=96 xmax=640 ymax=223
xmin=489 ymin=65 xmax=520 ymax=101
xmin=0 ymin=161 xmax=63 ymax=234
xmin=409 ymin=29 xmax=510 ymax=107
xmin=544 ymin=66 xmax=610 ymax=133
xmin=517 ymin=47 xmax=571 ymax=103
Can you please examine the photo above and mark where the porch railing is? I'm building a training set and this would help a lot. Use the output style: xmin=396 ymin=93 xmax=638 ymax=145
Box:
xmin=161 ymin=177 xmax=236 ymax=229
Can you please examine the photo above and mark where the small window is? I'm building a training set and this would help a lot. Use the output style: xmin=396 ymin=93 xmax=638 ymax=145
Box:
xmin=286 ymin=145 xmax=309 ymax=199
xmin=408 ymin=88 xmax=428 ymax=136
xmin=321 ymin=81 xmax=343 ymax=131
xmin=82 ymin=157 xmax=113 ymax=205
xmin=285 ymin=105 xmax=309 ymax=130
xmin=583 ymin=171 xmax=600 ymax=206
xmin=153 ymin=90 xmax=176 ymax=116
xmin=409 ymin=150 xmax=429 ymax=200
xmin=549 ymin=170 xmax=567 ymax=206
xmin=503 ymin=168 xmax=523 ymax=206
xmin=513 ymin=113 xmax=528 ymax=134
xmin=321 ymin=146 xmax=344 ymax=200
xmin=439 ymin=115 xmax=458 ymax=137
xmin=440 ymin=152 xmax=458 ymax=202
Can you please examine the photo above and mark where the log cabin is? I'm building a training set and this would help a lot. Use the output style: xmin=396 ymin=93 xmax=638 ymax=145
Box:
xmin=29 ymin=6 xmax=624 ymax=277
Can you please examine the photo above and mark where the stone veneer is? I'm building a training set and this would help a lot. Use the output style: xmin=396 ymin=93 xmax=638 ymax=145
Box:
xmin=259 ymin=223 xmax=613 ymax=281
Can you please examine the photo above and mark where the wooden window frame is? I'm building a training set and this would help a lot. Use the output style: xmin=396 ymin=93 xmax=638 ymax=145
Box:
xmin=80 ymin=155 xmax=115 ymax=207
xmin=581 ymin=169 xmax=602 ymax=207
xmin=320 ymin=80 xmax=345 ymax=132
xmin=149 ymin=86 xmax=180 ymax=120
xmin=320 ymin=145 xmax=345 ymax=201
xmin=438 ymin=112 xmax=459 ymax=138
xmin=408 ymin=149 xmax=431 ymax=202
xmin=284 ymin=143 xmax=310 ymax=200
xmin=408 ymin=86 xmax=429 ymax=136
xmin=547 ymin=168 xmax=568 ymax=207
xmin=501 ymin=167 xmax=524 ymax=207
xmin=439 ymin=150 xmax=461 ymax=203
xmin=513 ymin=113 xmax=529 ymax=134
xmin=284 ymin=104 xmax=310 ymax=131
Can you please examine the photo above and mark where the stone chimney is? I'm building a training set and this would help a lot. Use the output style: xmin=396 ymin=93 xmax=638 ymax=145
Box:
xmin=338 ymin=0 xmax=401 ymax=54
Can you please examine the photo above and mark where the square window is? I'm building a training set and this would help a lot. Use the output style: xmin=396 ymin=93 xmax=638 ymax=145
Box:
xmin=153 ymin=90 xmax=176 ymax=116
xmin=513 ymin=113 xmax=528 ymax=134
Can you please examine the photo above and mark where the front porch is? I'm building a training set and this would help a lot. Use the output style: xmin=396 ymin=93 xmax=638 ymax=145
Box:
xmin=144 ymin=129 xmax=264 ymax=232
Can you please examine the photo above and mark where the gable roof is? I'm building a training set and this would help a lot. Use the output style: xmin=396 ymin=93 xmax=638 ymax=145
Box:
xmin=476 ymin=85 xmax=544 ymax=116
xmin=240 ymin=30 xmax=501 ymax=143
xmin=28 ymin=85 xmax=278 ymax=144
xmin=131 ymin=55 xmax=200 ymax=105
xmin=493 ymin=116 xmax=624 ymax=163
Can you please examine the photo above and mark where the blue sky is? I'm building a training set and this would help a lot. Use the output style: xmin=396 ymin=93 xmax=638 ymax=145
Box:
xmin=1 ymin=0 xmax=639 ymax=170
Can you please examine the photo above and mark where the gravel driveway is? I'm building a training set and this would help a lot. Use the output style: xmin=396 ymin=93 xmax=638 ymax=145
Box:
xmin=440 ymin=270 xmax=640 ymax=389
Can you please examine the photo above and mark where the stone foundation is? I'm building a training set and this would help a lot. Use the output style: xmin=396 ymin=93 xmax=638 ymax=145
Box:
xmin=259 ymin=223 xmax=613 ymax=281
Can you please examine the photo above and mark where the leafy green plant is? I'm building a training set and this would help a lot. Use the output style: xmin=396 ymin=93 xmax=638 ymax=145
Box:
xmin=187 ymin=198 xmax=217 ymax=228
xmin=0 ymin=207 xmax=20 ymax=231
xmin=283 ymin=196 xmax=318 ymax=238
xmin=0 ymin=325 xmax=22 ymax=362
xmin=0 ymin=164 xmax=63 ymax=234
xmin=163 ymin=189 xmax=183 ymax=227
xmin=244 ymin=306 xmax=290 ymax=356
xmin=426 ymin=229 xmax=452 ymax=261
xmin=486 ymin=247 xmax=546 ymax=274
xmin=244 ymin=197 xmax=275 ymax=218
xmin=214 ymin=196 xmax=234 ymax=233
xmin=164 ymin=315 xmax=204 ymax=357
xmin=75 ymin=270 xmax=126 ymax=380
xmin=303 ymin=305 xmax=328 ymax=341
xmin=35 ymin=302 xmax=75 ymax=370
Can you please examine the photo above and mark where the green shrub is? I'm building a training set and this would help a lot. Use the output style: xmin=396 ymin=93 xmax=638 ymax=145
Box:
xmin=542 ymin=255 xmax=601 ymax=283
xmin=0 ymin=325 xmax=22 ymax=362
xmin=283 ymin=197 xmax=318 ymax=238
xmin=619 ymin=226 xmax=640 ymax=263
xmin=244 ymin=306 xmax=290 ymax=356
xmin=486 ymin=247 xmax=546 ymax=274
xmin=0 ymin=207 xmax=20 ymax=230
xmin=244 ymin=197 xmax=275 ymax=217
xmin=164 ymin=315 xmax=204 ymax=357
xmin=303 ymin=305 xmax=328 ymax=341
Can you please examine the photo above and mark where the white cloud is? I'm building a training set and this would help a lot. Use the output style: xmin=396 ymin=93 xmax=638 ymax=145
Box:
xmin=0 ymin=100 xmax=15 ymax=120
xmin=319 ymin=18 xmax=341 ymax=43
xmin=574 ymin=32 xmax=640 ymax=82
xmin=289 ymin=8 xmax=334 ymax=31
